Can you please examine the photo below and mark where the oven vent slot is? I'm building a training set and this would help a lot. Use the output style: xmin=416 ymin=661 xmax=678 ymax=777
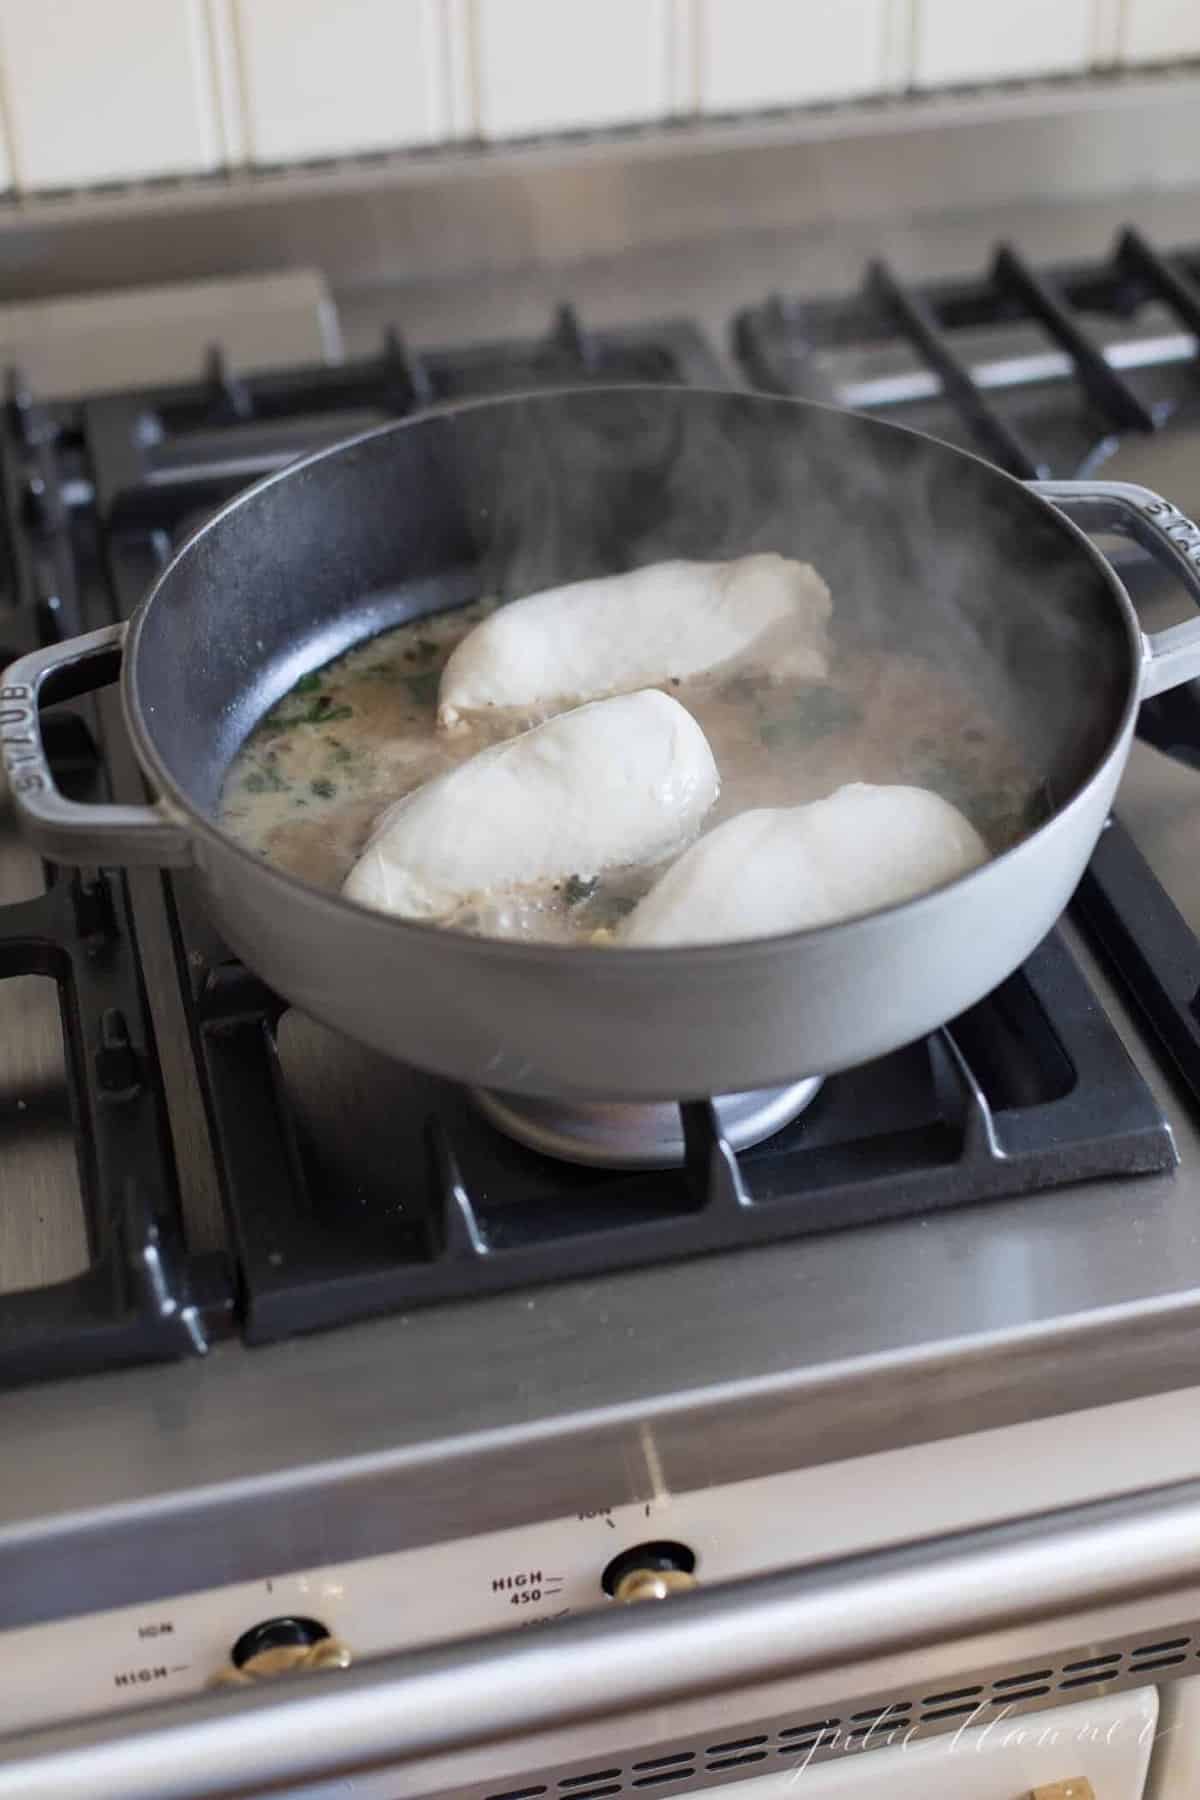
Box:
xmin=850 ymin=1703 xmax=910 ymax=1722
xmin=777 ymin=1732 xmax=840 ymax=1755
xmin=847 ymin=1704 xmax=912 ymax=1741
xmin=920 ymin=1683 xmax=983 ymax=1719
xmin=1128 ymin=1632 xmax=1194 ymax=1674
xmin=560 ymin=1776 xmax=621 ymax=1791
xmin=630 ymin=1752 xmax=697 ymax=1787
xmin=1129 ymin=1635 xmax=1192 ymax=1672
xmin=1059 ymin=1652 xmax=1123 ymax=1689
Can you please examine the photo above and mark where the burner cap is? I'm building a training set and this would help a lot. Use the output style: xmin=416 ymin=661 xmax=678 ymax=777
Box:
xmin=473 ymin=1079 xmax=823 ymax=1169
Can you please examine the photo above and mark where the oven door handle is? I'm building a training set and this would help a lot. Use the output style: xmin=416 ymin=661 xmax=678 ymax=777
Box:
xmin=5 ymin=1476 xmax=1200 ymax=1800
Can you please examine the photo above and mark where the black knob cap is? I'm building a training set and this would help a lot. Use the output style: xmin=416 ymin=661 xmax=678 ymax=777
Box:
xmin=231 ymin=1616 xmax=330 ymax=1669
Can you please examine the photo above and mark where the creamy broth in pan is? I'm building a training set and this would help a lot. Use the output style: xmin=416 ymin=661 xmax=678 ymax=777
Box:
xmin=220 ymin=595 xmax=1040 ymax=944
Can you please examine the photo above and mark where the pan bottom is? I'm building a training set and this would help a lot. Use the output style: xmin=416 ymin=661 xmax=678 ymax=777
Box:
xmin=472 ymin=1078 xmax=824 ymax=1170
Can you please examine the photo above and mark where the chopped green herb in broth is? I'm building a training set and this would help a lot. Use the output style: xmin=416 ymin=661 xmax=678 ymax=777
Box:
xmin=220 ymin=593 xmax=1039 ymax=944
xmin=402 ymin=669 xmax=441 ymax=708
xmin=243 ymin=762 xmax=288 ymax=795
xmin=563 ymin=874 xmax=598 ymax=907
xmin=758 ymin=685 xmax=861 ymax=748
xmin=284 ymin=696 xmax=351 ymax=728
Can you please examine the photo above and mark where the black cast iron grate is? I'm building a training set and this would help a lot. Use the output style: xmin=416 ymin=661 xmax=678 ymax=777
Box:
xmin=85 ymin=307 xmax=729 ymax=531
xmin=0 ymin=368 xmax=236 ymax=1381
xmin=0 ymin=858 xmax=230 ymax=1380
xmin=733 ymin=225 xmax=1200 ymax=480
xmin=187 ymin=916 xmax=1173 ymax=1345
xmin=1075 ymin=817 xmax=1200 ymax=1110
xmin=0 ymin=670 xmax=231 ymax=1380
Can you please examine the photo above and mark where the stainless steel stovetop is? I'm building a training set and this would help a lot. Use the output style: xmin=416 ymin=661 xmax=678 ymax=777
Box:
xmin=8 ymin=217 xmax=1200 ymax=1689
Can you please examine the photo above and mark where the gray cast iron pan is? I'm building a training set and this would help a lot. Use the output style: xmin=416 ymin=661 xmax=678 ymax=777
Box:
xmin=4 ymin=387 xmax=1200 ymax=1101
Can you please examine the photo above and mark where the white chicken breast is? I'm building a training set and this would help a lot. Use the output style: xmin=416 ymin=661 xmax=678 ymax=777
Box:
xmin=437 ymin=553 xmax=832 ymax=727
xmin=342 ymin=689 xmax=719 ymax=923
xmin=619 ymin=784 xmax=988 ymax=948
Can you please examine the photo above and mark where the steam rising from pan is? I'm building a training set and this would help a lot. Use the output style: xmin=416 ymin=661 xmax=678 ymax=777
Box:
xmin=445 ymin=388 xmax=1127 ymax=821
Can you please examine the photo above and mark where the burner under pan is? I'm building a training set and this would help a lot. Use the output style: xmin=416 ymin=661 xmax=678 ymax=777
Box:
xmin=473 ymin=1079 xmax=826 ymax=1169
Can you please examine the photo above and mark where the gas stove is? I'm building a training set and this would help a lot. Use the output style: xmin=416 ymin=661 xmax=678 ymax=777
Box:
xmin=10 ymin=222 xmax=1200 ymax=1798
xmin=4 ymin=231 xmax=1200 ymax=1385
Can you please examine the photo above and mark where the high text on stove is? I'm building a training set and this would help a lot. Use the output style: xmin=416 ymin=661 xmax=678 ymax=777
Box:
xmin=113 ymin=1664 xmax=173 ymax=1689
xmin=491 ymin=1570 xmax=564 ymax=1606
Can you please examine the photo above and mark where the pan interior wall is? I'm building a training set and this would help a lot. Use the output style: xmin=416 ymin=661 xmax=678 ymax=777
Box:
xmin=130 ymin=393 xmax=1132 ymax=829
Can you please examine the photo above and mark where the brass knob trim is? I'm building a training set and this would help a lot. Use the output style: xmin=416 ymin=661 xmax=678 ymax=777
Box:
xmin=211 ymin=1636 xmax=352 ymax=1688
xmin=614 ymin=1567 xmax=697 ymax=1604
xmin=601 ymin=1541 xmax=697 ymax=1601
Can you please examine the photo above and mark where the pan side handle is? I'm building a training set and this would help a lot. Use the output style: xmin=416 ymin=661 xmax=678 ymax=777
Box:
xmin=1029 ymin=479 xmax=1200 ymax=700
xmin=1 ymin=625 xmax=192 ymax=867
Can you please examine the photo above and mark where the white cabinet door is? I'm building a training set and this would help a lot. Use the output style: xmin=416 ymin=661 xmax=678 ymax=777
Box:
xmin=0 ymin=0 xmax=220 ymax=190
xmin=231 ymin=0 xmax=448 ymax=162
xmin=1121 ymin=0 xmax=1200 ymax=63
xmin=696 ymin=0 xmax=891 ymax=114
xmin=473 ymin=0 xmax=673 ymax=139
xmin=712 ymin=1689 xmax=1157 ymax=1799
xmin=912 ymin=0 xmax=1093 ymax=85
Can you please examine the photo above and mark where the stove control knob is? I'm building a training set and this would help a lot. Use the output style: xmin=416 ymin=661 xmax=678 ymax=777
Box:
xmin=602 ymin=1542 xmax=698 ymax=1604
xmin=211 ymin=1616 xmax=352 ymax=1688
xmin=615 ymin=1567 xmax=697 ymax=1604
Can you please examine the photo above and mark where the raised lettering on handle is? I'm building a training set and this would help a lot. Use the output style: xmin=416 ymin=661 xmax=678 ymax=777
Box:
xmin=1 ymin=625 xmax=192 ymax=867
xmin=0 ymin=683 xmax=48 ymax=795
xmin=1138 ymin=493 xmax=1200 ymax=565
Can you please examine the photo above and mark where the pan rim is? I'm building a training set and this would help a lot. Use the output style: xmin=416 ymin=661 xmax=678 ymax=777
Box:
xmin=123 ymin=383 xmax=1145 ymax=966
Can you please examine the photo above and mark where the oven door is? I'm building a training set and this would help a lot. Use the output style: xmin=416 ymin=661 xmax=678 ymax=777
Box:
xmin=0 ymin=1479 xmax=1197 ymax=1800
